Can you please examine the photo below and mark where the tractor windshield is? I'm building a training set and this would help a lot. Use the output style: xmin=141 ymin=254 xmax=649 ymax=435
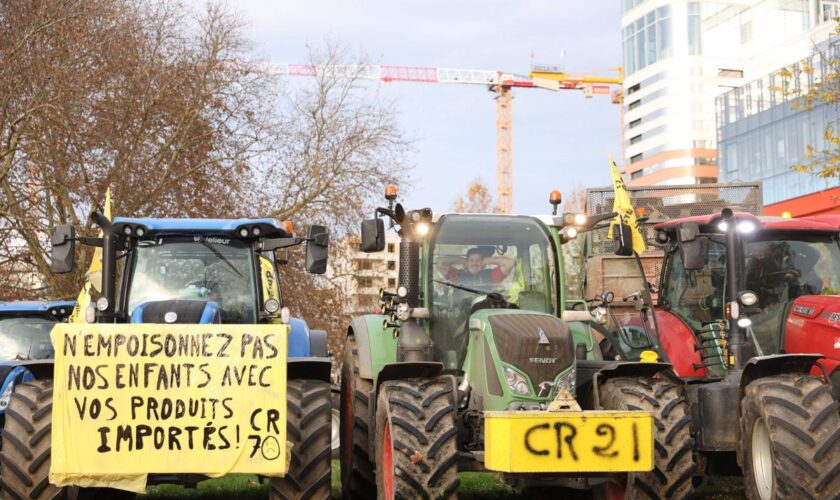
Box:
xmin=0 ymin=317 xmax=58 ymax=360
xmin=743 ymin=234 xmax=840 ymax=354
xmin=428 ymin=214 xmax=558 ymax=368
xmin=127 ymin=237 xmax=257 ymax=323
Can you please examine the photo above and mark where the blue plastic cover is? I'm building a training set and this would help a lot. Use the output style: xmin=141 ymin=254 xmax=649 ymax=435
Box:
xmin=0 ymin=301 xmax=75 ymax=316
xmin=114 ymin=218 xmax=284 ymax=232
xmin=287 ymin=317 xmax=311 ymax=358
xmin=0 ymin=365 xmax=35 ymax=414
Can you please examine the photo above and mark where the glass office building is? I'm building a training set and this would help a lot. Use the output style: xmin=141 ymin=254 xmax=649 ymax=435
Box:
xmin=717 ymin=42 xmax=840 ymax=206
xmin=621 ymin=0 xmax=839 ymax=188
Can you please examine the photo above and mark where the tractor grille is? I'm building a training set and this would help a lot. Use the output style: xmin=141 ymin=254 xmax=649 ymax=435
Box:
xmin=136 ymin=300 xmax=210 ymax=323
xmin=488 ymin=314 xmax=574 ymax=387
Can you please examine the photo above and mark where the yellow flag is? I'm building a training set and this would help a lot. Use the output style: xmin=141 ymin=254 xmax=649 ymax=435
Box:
xmin=606 ymin=157 xmax=646 ymax=255
xmin=69 ymin=189 xmax=112 ymax=324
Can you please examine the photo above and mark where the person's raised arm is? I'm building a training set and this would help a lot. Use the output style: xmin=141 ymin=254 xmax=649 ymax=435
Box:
xmin=483 ymin=255 xmax=514 ymax=276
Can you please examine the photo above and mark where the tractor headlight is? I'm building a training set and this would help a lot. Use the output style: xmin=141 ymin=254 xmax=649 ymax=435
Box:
xmin=0 ymin=382 xmax=14 ymax=410
xmin=574 ymin=213 xmax=587 ymax=226
xmin=737 ymin=317 xmax=752 ymax=328
xmin=96 ymin=297 xmax=109 ymax=311
xmin=415 ymin=222 xmax=430 ymax=237
xmin=739 ymin=291 xmax=758 ymax=306
xmin=555 ymin=368 xmax=577 ymax=393
xmin=594 ymin=306 xmax=608 ymax=324
xmin=503 ymin=366 xmax=531 ymax=396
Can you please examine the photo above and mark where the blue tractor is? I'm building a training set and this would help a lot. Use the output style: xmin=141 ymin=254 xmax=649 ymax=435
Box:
xmin=0 ymin=213 xmax=332 ymax=499
xmin=0 ymin=301 xmax=74 ymax=422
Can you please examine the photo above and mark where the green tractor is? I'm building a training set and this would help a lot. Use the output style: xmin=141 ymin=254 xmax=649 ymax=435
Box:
xmin=339 ymin=188 xmax=697 ymax=499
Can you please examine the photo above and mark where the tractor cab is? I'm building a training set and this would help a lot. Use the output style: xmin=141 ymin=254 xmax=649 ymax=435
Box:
xmin=0 ymin=301 xmax=73 ymax=416
xmin=52 ymin=216 xmax=328 ymax=325
xmin=427 ymin=214 xmax=564 ymax=369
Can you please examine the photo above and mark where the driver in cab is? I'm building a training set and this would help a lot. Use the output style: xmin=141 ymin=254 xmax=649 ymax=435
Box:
xmin=443 ymin=247 xmax=514 ymax=285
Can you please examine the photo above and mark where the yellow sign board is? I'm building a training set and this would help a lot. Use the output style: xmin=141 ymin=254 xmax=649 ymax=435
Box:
xmin=49 ymin=324 xmax=288 ymax=492
xmin=484 ymin=411 xmax=653 ymax=473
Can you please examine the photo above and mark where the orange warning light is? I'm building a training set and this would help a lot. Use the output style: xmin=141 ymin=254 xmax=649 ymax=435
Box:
xmin=636 ymin=207 xmax=647 ymax=217
xmin=549 ymin=190 xmax=562 ymax=205
xmin=282 ymin=220 xmax=294 ymax=234
xmin=385 ymin=184 xmax=398 ymax=200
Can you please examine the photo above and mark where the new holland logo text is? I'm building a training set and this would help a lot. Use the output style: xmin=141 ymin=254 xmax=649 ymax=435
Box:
xmin=529 ymin=357 xmax=558 ymax=364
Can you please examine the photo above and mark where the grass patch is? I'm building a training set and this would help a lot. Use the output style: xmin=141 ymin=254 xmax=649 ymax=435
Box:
xmin=145 ymin=461 xmax=746 ymax=499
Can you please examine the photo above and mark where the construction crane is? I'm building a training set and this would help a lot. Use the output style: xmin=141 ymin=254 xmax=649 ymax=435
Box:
xmin=252 ymin=62 xmax=622 ymax=213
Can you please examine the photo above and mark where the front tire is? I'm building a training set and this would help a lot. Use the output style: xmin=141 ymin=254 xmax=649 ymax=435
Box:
xmin=374 ymin=377 xmax=459 ymax=500
xmin=740 ymin=374 xmax=840 ymax=499
xmin=270 ymin=378 xmax=332 ymax=500
xmin=0 ymin=380 xmax=60 ymax=499
xmin=340 ymin=336 xmax=376 ymax=499
xmin=596 ymin=376 xmax=696 ymax=499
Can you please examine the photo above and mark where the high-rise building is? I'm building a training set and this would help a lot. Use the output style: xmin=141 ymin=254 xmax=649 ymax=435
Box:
xmin=331 ymin=234 xmax=401 ymax=317
xmin=620 ymin=0 xmax=838 ymax=187
xmin=717 ymin=40 xmax=840 ymax=215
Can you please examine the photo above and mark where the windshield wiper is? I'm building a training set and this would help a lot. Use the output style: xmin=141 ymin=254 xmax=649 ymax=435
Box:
xmin=197 ymin=236 xmax=243 ymax=278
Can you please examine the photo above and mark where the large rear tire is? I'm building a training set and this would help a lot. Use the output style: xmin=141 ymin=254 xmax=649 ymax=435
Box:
xmin=339 ymin=336 xmax=376 ymax=499
xmin=0 ymin=379 xmax=60 ymax=500
xmin=596 ymin=376 xmax=696 ymax=499
xmin=374 ymin=377 xmax=459 ymax=500
xmin=740 ymin=374 xmax=840 ymax=499
xmin=270 ymin=378 xmax=332 ymax=500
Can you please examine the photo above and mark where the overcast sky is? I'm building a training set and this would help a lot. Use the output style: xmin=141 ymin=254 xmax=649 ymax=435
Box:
xmin=230 ymin=0 xmax=621 ymax=215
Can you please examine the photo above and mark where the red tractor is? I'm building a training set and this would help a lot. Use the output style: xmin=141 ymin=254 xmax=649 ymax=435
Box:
xmin=594 ymin=209 xmax=840 ymax=499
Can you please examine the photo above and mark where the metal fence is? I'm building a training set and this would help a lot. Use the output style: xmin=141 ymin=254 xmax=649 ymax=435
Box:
xmin=584 ymin=182 xmax=762 ymax=257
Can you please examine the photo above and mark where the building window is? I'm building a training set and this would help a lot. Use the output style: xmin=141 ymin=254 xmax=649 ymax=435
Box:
xmin=388 ymin=278 xmax=396 ymax=288
xmin=631 ymin=169 xmax=644 ymax=179
xmin=387 ymin=260 xmax=396 ymax=271
xmin=630 ymin=153 xmax=644 ymax=164
xmin=687 ymin=2 xmax=701 ymax=55
xmin=358 ymin=294 xmax=378 ymax=308
xmin=387 ymin=243 xmax=395 ymax=253
xmin=718 ymin=69 xmax=744 ymax=78
xmin=740 ymin=21 xmax=752 ymax=44
xmin=628 ymin=100 xmax=641 ymax=111
xmin=629 ymin=118 xmax=642 ymax=129
xmin=356 ymin=259 xmax=373 ymax=270
xmin=630 ymin=134 xmax=642 ymax=145
xmin=623 ymin=5 xmax=673 ymax=76
xmin=356 ymin=277 xmax=375 ymax=288
xmin=627 ymin=83 xmax=641 ymax=95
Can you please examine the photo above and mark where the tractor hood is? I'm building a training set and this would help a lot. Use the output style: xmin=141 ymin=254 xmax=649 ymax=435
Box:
xmin=479 ymin=309 xmax=575 ymax=395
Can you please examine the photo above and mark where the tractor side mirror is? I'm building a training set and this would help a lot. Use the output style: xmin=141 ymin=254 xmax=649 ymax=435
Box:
xmin=678 ymin=222 xmax=704 ymax=270
xmin=360 ymin=218 xmax=385 ymax=253
xmin=613 ymin=223 xmax=633 ymax=256
xmin=51 ymin=224 xmax=76 ymax=274
xmin=305 ymin=225 xmax=329 ymax=275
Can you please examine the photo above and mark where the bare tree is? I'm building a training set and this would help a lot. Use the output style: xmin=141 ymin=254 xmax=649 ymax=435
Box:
xmin=252 ymin=43 xmax=412 ymax=232
xmin=0 ymin=0 xmax=279 ymax=298
xmin=452 ymin=178 xmax=495 ymax=213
